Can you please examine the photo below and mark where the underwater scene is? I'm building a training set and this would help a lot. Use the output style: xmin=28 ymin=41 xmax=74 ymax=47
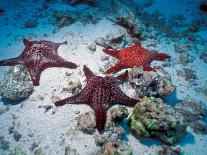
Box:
xmin=0 ymin=0 xmax=207 ymax=154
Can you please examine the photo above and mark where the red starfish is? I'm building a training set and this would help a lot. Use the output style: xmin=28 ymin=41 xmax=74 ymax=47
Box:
xmin=102 ymin=43 xmax=170 ymax=73
xmin=55 ymin=65 xmax=138 ymax=131
xmin=0 ymin=39 xmax=77 ymax=86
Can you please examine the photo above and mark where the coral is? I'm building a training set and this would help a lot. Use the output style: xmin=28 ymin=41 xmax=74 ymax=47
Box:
xmin=24 ymin=19 xmax=38 ymax=28
xmin=0 ymin=65 xmax=34 ymax=101
xmin=0 ymin=39 xmax=77 ymax=86
xmin=129 ymin=97 xmax=186 ymax=145
xmin=175 ymin=100 xmax=207 ymax=134
xmin=55 ymin=65 xmax=138 ymax=131
xmin=102 ymin=42 xmax=170 ymax=74
xmin=128 ymin=67 xmax=175 ymax=98
xmin=76 ymin=112 xmax=96 ymax=134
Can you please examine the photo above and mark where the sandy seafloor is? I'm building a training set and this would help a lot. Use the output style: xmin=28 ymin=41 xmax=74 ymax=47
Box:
xmin=0 ymin=0 xmax=207 ymax=154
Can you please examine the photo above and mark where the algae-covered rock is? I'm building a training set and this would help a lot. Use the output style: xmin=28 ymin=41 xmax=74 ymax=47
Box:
xmin=158 ymin=145 xmax=181 ymax=155
xmin=0 ymin=65 xmax=34 ymax=102
xmin=129 ymin=97 xmax=186 ymax=145
xmin=34 ymin=147 xmax=45 ymax=155
xmin=129 ymin=68 xmax=175 ymax=98
xmin=96 ymin=141 xmax=132 ymax=155
xmin=175 ymin=100 xmax=207 ymax=134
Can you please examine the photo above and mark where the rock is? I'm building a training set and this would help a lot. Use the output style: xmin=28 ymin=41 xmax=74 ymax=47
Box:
xmin=13 ymin=131 xmax=21 ymax=142
xmin=64 ymin=0 xmax=98 ymax=7
xmin=109 ymin=106 xmax=129 ymax=123
xmin=96 ymin=141 xmax=132 ymax=155
xmin=158 ymin=145 xmax=181 ymax=155
xmin=0 ymin=65 xmax=34 ymax=102
xmin=87 ymin=43 xmax=96 ymax=52
xmin=95 ymin=33 xmax=124 ymax=49
xmin=24 ymin=19 xmax=38 ymax=28
xmin=11 ymin=146 xmax=27 ymax=155
xmin=52 ymin=10 xmax=76 ymax=28
xmin=115 ymin=15 xmax=144 ymax=39
xmin=76 ymin=112 xmax=96 ymax=134
xmin=34 ymin=148 xmax=45 ymax=155
xmin=128 ymin=67 xmax=175 ymax=98
xmin=175 ymin=100 xmax=207 ymax=134
xmin=0 ymin=136 xmax=10 ymax=150
xmin=129 ymin=97 xmax=186 ymax=145
xmin=65 ymin=146 xmax=79 ymax=155
xmin=94 ymin=127 xmax=125 ymax=146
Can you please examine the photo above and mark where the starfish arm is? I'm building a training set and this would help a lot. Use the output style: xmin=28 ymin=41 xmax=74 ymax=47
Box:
xmin=91 ymin=104 xmax=107 ymax=131
xmin=102 ymin=49 xmax=120 ymax=59
xmin=27 ymin=66 xmax=42 ymax=86
xmin=54 ymin=86 xmax=91 ymax=106
xmin=83 ymin=65 xmax=95 ymax=80
xmin=143 ymin=65 xmax=156 ymax=72
xmin=44 ymin=53 xmax=77 ymax=69
xmin=112 ymin=87 xmax=138 ymax=107
xmin=106 ymin=62 xmax=124 ymax=74
xmin=0 ymin=57 xmax=22 ymax=66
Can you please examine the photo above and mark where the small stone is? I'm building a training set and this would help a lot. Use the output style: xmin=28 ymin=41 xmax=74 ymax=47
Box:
xmin=65 ymin=146 xmax=79 ymax=155
xmin=76 ymin=112 xmax=96 ymax=134
xmin=38 ymin=105 xmax=53 ymax=113
xmin=87 ymin=43 xmax=96 ymax=52
xmin=24 ymin=19 xmax=38 ymax=28
xmin=13 ymin=131 xmax=21 ymax=142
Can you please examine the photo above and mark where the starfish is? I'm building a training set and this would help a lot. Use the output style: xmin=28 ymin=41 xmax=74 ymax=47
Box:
xmin=0 ymin=39 xmax=77 ymax=86
xmin=102 ymin=42 xmax=171 ymax=74
xmin=55 ymin=65 xmax=138 ymax=131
